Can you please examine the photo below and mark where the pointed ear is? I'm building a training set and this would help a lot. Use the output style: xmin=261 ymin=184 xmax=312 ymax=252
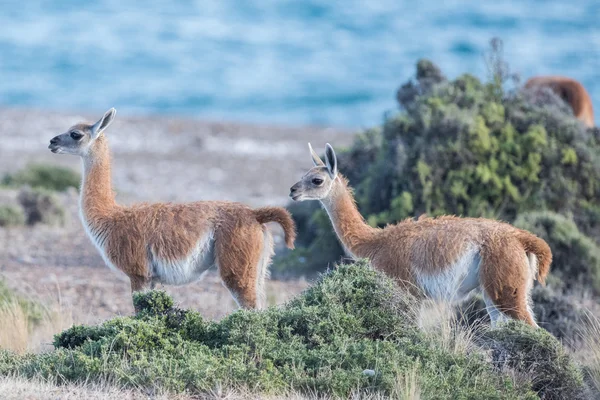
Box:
xmin=91 ymin=108 xmax=117 ymax=139
xmin=308 ymin=143 xmax=325 ymax=166
xmin=325 ymin=143 xmax=338 ymax=179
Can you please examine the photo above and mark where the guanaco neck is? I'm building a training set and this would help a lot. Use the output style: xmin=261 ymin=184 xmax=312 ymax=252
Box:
xmin=80 ymin=135 xmax=117 ymax=222
xmin=320 ymin=175 xmax=378 ymax=258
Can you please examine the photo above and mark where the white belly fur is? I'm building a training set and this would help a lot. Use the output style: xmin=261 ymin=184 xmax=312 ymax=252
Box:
xmin=415 ymin=244 xmax=481 ymax=301
xmin=150 ymin=231 xmax=216 ymax=285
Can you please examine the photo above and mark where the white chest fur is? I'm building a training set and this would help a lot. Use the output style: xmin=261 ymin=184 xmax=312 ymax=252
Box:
xmin=79 ymin=208 xmax=123 ymax=277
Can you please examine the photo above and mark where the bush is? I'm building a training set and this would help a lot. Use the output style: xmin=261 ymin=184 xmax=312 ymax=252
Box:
xmin=0 ymin=262 xmax=537 ymax=398
xmin=2 ymin=164 xmax=80 ymax=192
xmin=514 ymin=211 xmax=600 ymax=294
xmin=0 ymin=205 xmax=25 ymax=227
xmin=483 ymin=321 xmax=586 ymax=400
xmin=132 ymin=290 xmax=174 ymax=315
xmin=17 ymin=187 xmax=66 ymax=226
xmin=277 ymin=41 xmax=600 ymax=276
xmin=457 ymin=287 xmax=586 ymax=347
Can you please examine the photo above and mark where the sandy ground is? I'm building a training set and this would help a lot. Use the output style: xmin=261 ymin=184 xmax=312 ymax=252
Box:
xmin=0 ymin=107 xmax=354 ymax=324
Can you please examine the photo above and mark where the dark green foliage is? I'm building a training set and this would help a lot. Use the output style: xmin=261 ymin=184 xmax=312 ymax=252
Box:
xmin=514 ymin=211 xmax=600 ymax=294
xmin=0 ymin=204 xmax=25 ymax=227
xmin=132 ymin=290 xmax=174 ymax=315
xmin=278 ymin=51 xmax=600 ymax=277
xmin=2 ymin=164 xmax=80 ymax=192
xmin=17 ymin=187 xmax=66 ymax=226
xmin=0 ymin=262 xmax=537 ymax=398
xmin=483 ymin=321 xmax=586 ymax=400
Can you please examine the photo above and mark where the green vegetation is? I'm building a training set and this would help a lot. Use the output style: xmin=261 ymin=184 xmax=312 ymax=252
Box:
xmin=0 ymin=205 xmax=25 ymax=227
xmin=17 ymin=187 xmax=66 ymax=226
xmin=458 ymin=287 xmax=586 ymax=348
xmin=2 ymin=164 xmax=80 ymax=192
xmin=0 ymin=188 xmax=66 ymax=228
xmin=0 ymin=164 xmax=72 ymax=228
xmin=0 ymin=262 xmax=542 ymax=399
xmin=484 ymin=321 xmax=586 ymax=400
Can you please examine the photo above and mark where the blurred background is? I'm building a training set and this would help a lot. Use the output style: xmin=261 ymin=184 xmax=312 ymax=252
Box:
xmin=0 ymin=0 xmax=599 ymax=355
xmin=0 ymin=0 xmax=598 ymax=127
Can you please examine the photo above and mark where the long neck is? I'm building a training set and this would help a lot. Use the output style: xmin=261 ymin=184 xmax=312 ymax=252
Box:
xmin=320 ymin=175 xmax=377 ymax=258
xmin=80 ymin=135 xmax=117 ymax=221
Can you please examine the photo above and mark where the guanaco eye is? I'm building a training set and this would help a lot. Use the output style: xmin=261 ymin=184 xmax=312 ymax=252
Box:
xmin=312 ymin=178 xmax=324 ymax=186
xmin=70 ymin=131 xmax=83 ymax=140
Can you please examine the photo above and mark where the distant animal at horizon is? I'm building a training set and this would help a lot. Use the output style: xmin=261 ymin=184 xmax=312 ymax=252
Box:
xmin=48 ymin=108 xmax=296 ymax=311
xmin=525 ymin=75 xmax=594 ymax=128
xmin=290 ymin=143 xmax=552 ymax=327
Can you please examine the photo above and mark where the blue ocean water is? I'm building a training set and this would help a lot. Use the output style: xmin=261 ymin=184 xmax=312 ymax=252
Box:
xmin=0 ymin=1 xmax=598 ymax=128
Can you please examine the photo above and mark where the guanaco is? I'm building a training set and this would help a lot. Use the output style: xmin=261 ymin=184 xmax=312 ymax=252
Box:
xmin=290 ymin=143 xmax=551 ymax=327
xmin=48 ymin=108 xmax=296 ymax=310
xmin=525 ymin=75 xmax=594 ymax=128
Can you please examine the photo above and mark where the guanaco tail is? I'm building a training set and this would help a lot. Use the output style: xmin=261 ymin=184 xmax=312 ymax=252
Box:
xmin=290 ymin=143 xmax=552 ymax=327
xmin=48 ymin=108 xmax=296 ymax=311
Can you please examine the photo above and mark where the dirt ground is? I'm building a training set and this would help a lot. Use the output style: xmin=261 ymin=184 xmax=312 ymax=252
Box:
xmin=0 ymin=107 xmax=354 ymax=324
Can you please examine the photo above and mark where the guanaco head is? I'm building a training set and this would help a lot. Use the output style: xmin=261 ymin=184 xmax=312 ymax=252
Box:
xmin=48 ymin=108 xmax=116 ymax=156
xmin=290 ymin=143 xmax=338 ymax=201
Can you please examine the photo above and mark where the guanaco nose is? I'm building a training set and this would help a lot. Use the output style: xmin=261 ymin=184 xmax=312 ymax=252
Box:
xmin=289 ymin=183 xmax=300 ymax=196
xmin=49 ymin=136 xmax=60 ymax=145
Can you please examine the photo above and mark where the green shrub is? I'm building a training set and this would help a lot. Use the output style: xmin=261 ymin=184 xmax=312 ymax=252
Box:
xmin=514 ymin=211 xmax=600 ymax=294
xmin=17 ymin=187 xmax=66 ymax=226
xmin=1 ymin=262 xmax=537 ymax=398
xmin=132 ymin=290 xmax=174 ymax=315
xmin=457 ymin=287 xmax=585 ymax=347
xmin=2 ymin=164 xmax=80 ymax=192
xmin=0 ymin=204 xmax=25 ymax=227
xmin=483 ymin=321 xmax=586 ymax=400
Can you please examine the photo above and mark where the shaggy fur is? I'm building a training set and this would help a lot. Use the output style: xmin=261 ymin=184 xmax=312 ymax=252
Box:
xmin=49 ymin=109 xmax=296 ymax=311
xmin=525 ymin=75 xmax=595 ymax=128
xmin=290 ymin=143 xmax=552 ymax=326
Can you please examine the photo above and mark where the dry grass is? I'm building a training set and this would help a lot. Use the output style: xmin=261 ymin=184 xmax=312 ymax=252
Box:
xmin=577 ymin=311 xmax=600 ymax=395
xmin=0 ymin=375 xmax=423 ymax=400
xmin=389 ymin=365 xmax=421 ymax=400
xmin=0 ymin=284 xmax=72 ymax=354
xmin=0 ymin=375 xmax=188 ymax=400
xmin=418 ymin=299 xmax=484 ymax=356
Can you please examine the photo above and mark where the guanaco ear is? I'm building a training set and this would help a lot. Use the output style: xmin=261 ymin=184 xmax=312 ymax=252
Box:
xmin=91 ymin=108 xmax=117 ymax=139
xmin=325 ymin=143 xmax=338 ymax=179
xmin=308 ymin=143 xmax=325 ymax=166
